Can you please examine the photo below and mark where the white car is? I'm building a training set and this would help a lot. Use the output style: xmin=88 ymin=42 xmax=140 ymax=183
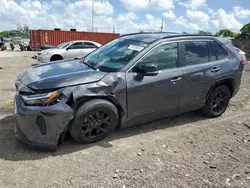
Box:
xmin=37 ymin=40 xmax=101 ymax=63
xmin=12 ymin=37 xmax=22 ymax=44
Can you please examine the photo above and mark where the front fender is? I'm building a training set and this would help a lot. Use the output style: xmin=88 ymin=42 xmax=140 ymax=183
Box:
xmin=63 ymin=73 xmax=127 ymax=123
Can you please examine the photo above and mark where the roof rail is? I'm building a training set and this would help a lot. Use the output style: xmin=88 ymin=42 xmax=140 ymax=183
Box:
xmin=120 ymin=32 xmax=180 ymax=37
xmin=162 ymin=34 xmax=218 ymax=39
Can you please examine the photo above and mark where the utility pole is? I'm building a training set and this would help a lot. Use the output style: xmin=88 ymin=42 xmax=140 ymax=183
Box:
xmin=160 ymin=19 xmax=164 ymax=32
xmin=92 ymin=1 xmax=94 ymax=32
xmin=113 ymin=25 xmax=115 ymax=33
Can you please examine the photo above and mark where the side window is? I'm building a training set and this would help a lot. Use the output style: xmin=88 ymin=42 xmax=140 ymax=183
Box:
xmin=209 ymin=42 xmax=217 ymax=61
xmin=211 ymin=41 xmax=228 ymax=60
xmin=184 ymin=41 xmax=209 ymax=65
xmin=84 ymin=42 xmax=98 ymax=48
xmin=136 ymin=43 xmax=178 ymax=71
xmin=69 ymin=42 xmax=85 ymax=49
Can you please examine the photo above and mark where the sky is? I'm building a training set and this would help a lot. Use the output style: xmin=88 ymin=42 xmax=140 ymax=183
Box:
xmin=0 ymin=0 xmax=250 ymax=34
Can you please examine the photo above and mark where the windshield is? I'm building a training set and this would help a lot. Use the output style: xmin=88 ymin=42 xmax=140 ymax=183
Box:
xmin=84 ymin=38 xmax=148 ymax=72
xmin=58 ymin=42 xmax=72 ymax=49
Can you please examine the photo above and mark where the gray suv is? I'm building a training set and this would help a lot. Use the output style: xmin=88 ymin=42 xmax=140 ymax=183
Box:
xmin=14 ymin=33 xmax=245 ymax=150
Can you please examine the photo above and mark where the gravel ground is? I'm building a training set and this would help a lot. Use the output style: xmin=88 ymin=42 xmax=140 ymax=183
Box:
xmin=0 ymin=52 xmax=250 ymax=188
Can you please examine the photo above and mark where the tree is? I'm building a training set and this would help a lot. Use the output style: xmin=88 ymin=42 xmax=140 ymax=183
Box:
xmin=197 ymin=30 xmax=212 ymax=35
xmin=216 ymin=29 xmax=234 ymax=37
xmin=0 ymin=31 xmax=9 ymax=38
xmin=234 ymin=33 xmax=242 ymax=39
xmin=16 ymin=23 xmax=30 ymax=37
xmin=240 ymin=22 xmax=250 ymax=39
xmin=23 ymin=24 xmax=30 ymax=36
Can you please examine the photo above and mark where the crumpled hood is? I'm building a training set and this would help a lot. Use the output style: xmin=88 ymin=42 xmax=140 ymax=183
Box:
xmin=19 ymin=59 xmax=108 ymax=90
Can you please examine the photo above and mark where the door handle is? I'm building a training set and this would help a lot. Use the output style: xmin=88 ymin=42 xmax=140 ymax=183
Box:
xmin=170 ymin=77 xmax=182 ymax=83
xmin=211 ymin=67 xmax=220 ymax=73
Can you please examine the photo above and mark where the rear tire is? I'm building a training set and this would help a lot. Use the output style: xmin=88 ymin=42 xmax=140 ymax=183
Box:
xmin=69 ymin=99 xmax=119 ymax=144
xmin=50 ymin=55 xmax=63 ymax=62
xmin=203 ymin=85 xmax=231 ymax=117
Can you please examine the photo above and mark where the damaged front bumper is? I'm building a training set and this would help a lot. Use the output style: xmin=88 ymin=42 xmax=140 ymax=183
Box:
xmin=14 ymin=95 xmax=74 ymax=151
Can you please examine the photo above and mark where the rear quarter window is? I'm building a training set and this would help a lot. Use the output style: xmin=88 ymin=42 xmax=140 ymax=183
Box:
xmin=211 ymin=41 xmax=228 ymax=60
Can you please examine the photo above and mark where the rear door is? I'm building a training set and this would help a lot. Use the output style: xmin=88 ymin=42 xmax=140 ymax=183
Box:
xmin=179 ymin=40 xmax=224 ymax=113
xmin=82 ymin=42 xmax=99 ymax=56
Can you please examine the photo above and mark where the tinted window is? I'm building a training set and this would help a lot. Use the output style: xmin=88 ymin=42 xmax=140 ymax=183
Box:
xmin=69 ymin=42 xmax=85 ymax=49
xmin=209 ymin=42 xmax=217 ymax=61
xmin=185 ymin=41 xmax=209 ymax=65
xmin=212 ymin=41 xmax=228 ymax=60
xmin=84 ymin=42 xmax=98 ymax=48
xmin=136 ymin=43 xmax=178 ymax=71
xmin=58 ymin=42 xmax=72 ymax=49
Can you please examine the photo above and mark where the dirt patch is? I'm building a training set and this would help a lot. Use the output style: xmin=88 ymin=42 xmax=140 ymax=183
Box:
xmin=0 ymin=55 xmax=250 ymax=188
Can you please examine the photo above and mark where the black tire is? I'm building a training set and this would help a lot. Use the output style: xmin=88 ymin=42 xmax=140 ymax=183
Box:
xmin=69 ymin=99 xmax=119 ymax=144
xmin=203 ymin=85 xmax=231 ymax=117
xmin=50 ymin=55 xmax=63 ymax=62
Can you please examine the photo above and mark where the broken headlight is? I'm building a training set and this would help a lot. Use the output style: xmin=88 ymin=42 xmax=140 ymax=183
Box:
xmin=21 ymin=89 xmax=63 ymax=106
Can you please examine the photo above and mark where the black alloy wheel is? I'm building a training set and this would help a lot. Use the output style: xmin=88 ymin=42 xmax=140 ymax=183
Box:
xmin=81 ymin=109 xmax=112 ymax=139
xmin=211 ymin=90 xmax=230 ymax=115
xmin=203 ymin=85 xmax=231 ymax=117
xmin=69 ymin=99 xmax=119 ymax=144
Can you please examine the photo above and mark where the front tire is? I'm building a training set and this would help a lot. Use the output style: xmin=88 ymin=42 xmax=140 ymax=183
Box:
xmin=69 ymin=99 xmax=119 ymax=144
xmin=203 ymin=85 xmax=231 ymax=117
xmin=50 ymin=55 xmax=63 ymax=62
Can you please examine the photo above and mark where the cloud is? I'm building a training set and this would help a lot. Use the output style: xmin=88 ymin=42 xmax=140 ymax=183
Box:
xmin=119 ymin=0 xmax=175 ymax=11
xmin=186 ymin=9 xmax=210 ymax=23
xmin=0 ymin=0 xmax=246 ymax=34
xmin=178 ymin=0 xmax=206 ymax=10
xmin=52 ymin=0 xmax=65 ymax=7
xmin=212 ymin=20 xmax=220 ymax=29
xmin=0 ymin=0 xmax=114 ymax=32
xmin=168 ymin=10 xmax=210 ymax=32
xmin=163 ymin=10 xmax=176 ymax=20
xmin=71 ymin=0 xmax=113 ymax=16
xmin=174 ymin=16 xmax=200 ymax=31
xmin=233 ymin=6 xmax=250 ymax=19
xmin=115 ymin=13 xmax=163 ymax=33
xmin=117 ymin=12 xmax=137 ymax=22
xmin=211 ymin=9 xmax=243 ymax=31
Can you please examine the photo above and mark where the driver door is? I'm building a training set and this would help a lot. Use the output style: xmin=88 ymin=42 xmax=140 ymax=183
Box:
xmin=125 ymin=42 xmax=183 ymax=125
xmin=64 ymin=42 xmax=85 ymax=59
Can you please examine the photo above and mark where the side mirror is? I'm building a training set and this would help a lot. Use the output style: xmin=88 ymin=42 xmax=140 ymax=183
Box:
xmin=133 ymin=64 xmax=159 ymax=76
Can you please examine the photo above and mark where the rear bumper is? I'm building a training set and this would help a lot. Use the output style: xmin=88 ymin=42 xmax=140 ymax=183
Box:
xmin=14 ymin=95 xmax=74 ymax=151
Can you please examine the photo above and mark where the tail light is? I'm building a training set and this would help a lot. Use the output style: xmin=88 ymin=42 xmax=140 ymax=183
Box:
xmin=242 ymin=58 xmax=247 ymax=65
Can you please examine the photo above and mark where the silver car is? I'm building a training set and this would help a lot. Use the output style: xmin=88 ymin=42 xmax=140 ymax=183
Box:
xmin=37 ymin=40 xmax=101 ymax=63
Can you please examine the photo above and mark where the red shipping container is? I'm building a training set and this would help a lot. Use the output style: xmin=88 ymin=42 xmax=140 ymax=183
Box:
xmin=30 ymin=30 xmax=119 ymax=51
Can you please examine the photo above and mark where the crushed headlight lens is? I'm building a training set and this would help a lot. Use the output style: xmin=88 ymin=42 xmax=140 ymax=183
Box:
xmin=21 ymin=90 xmax=62 ymax=105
